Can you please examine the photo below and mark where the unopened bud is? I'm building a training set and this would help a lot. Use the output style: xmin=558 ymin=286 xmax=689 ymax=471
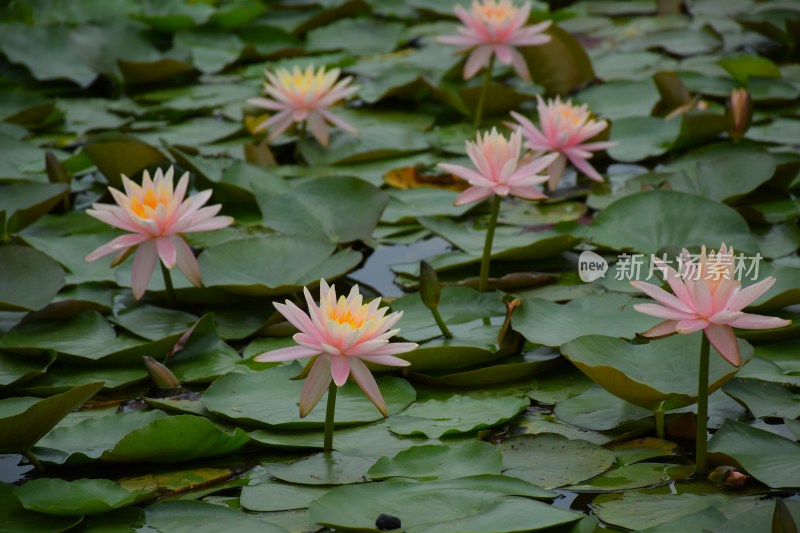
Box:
xmin=725 ymin=88 xmax=752 ymax=142
xmin=419 ymin=261 xmax=441 ymax=310
xmin=497 ymin=298 xmax=522 ymax=346
xmin=708 ymin=465 xmax=747 ymax=489
xmin=143 ymin=356 xmax=181 ymax=389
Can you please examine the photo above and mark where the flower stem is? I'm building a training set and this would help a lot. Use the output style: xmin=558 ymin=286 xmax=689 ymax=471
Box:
xmin=323 ymin=382 xmax=338 ymax=453
xmin=430 ymin=307 xmax=453 ymax=339
xmin=160 ymin=262 xmax=177 ymax=307
xmin=473 ymin=55 xmax=496 ymax=127
xmin=654 ymin=408 xmax=665 ymax=440
xmin=24 ymin=450 xmax=44 ymax=472
xmin=696 ymin=334 xmax=711 ymax=475
xmin=479 ymin=194 xmax=502 ymax=292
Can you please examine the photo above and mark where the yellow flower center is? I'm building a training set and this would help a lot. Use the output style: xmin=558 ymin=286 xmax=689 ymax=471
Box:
xmin=328 ymin=307 xmax=366 ymax=329
xmin=477 ymin=1 xmax=515 ymax=22
xmin=130 ymin=189 xmax=165 ymax=218
xmin=276 ymin=66 xmax=329 ymax=98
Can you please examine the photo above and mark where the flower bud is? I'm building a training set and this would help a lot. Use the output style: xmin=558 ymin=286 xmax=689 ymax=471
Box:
xmin=143 ymin=356 xmax=181 ymax=389
xmin=708 ymin=465 xmax=747 ymax=489
xmin=419 ymin=261 xmax=441 ymax=310
xmin=725 ymin=88 xmax=752 ymax=141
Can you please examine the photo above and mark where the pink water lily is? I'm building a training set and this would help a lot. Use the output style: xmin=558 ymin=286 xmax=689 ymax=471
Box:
xmin=511 ymin=96 xmax=615 ymax=189
xmin=437 ymin=0 xmax=551 ymax=80
xmin=438 ymin=127 xmax=559 ymax=206
xmin=631 ymin=244 xmax=791 ymax=366
xmin=85 ymin=166 xmax=233 ymax=300
xmin=254 ymin=280 xmax=418 ymax=417
xmin=247 ymin=65 xmax=359 ymax=147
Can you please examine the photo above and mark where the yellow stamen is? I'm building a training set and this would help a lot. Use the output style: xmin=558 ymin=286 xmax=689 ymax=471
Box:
xmin=328 ymin=307 xmax=366 ymax=328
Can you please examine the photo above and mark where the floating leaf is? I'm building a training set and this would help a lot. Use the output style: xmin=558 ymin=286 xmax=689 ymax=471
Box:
xmin=520 ymin=24 xmax=595 ymax=96
xmin=0 ymin=246 xmax=64 ymax=312
xmin=367 ymin=441 xmax=502 ymax=481
xmin=723 ymin=379 xmax=800 ymax=419
xmin=561 ymin=333 xmax=753 ymax=411
xmin=240 ymin=478 xmax=329 ymax=512
xmin=607 ymin=116 xmax=680 ymax=162
xmin=567 ymin=463 xmax=694 ymax=492
xmin=0 ymin=483 xmax=81 ymax=533
xmin=15 ymin=478 xmax=143 ymax=516
xmin=203 ymin=365 xmax=416 ymax=428
xmin=265 ymin=451 xmax=377 ymax=486
xmin=499 ymin=433 xmax=616 ymax=489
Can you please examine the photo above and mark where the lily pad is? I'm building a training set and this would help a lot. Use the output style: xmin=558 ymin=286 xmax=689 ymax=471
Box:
xmin=203 ymin=365 xmax=416 ymax=428
xmin=0 ymin=246 xmax=64 ymax=313
xmin=590 ymin=190 xmax=758 ymax=255
xmin=567 ymin=463 xmax=694 ymax=492
xmin=561 ymin=333 xmax=753 ymax=411
xmin=309 ymin=476 xmax=576 ymax=533
xmin=513 ymin=293 xmax=661 ymax=347
xmin=265 ymin=451 xmax=377 ymax=486
xmin=0 ymin=483 xmax=81 ymax=533
xmin=723 ymin=378 xmax=800 ymax=419
xmin=0 ymin=183 xmax=69 ymax=235
xmin=257 ymin=177 xmax=388 ymax=244
xmin=607 ymin=116 xmax=681 ymax=162
xmin=554 ymin=385 xmax=652 ymax=431
xmin=15 ymin=478 xmax=143 ymax=516
xmin=707 ymin=419 xmax=800 ymax=489
xmin=197 ymin=235 xmax=362 ymax=296
xmin=498 ymin=433 xmax=616 ymax=489
xmin=388 ymin=392 xmax=529 ymax=438
xmin=240 ymin=478 xmax=330 ymax=512
xmin=0 ymin=381 xmax=103 ymax=454
xmin=145 ymin=500 xmax=288 ymax=533
xmin=367 ymin=441 xmax=502 ymax=481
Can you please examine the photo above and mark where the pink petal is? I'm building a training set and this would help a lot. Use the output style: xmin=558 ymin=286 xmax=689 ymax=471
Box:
xmin=454 ymin=186 xmax=494 ymax=206
xmin=299 ymin=355 xmax=332 ymax=418
xmin=675 ymin=318 xmax=709 ymax=333
xmin=348 ymin=357 xmax=387 ymax=416
xmin=565 ymin=152 xmax=604 ymax=182
xmin=726 ymin=277 xmax=776 ymax=312
xmin=318 ymin=109 xmax=358 ymax=135
xmin=685 ymin=277 xmax=713 ymax=318
xmin=464 ymin=45 xmax=493 ymax=80
xmin=547 ymin=153 xmax=567 ymax=190
xmin=641 ymin=320 xmax=679 ymax=338
xmin=155 ymin=236 xmax=177 ymax=269
xmin=437 ymin=35 xmax=479 ymax=46
xmin=254 ymin=345 xmax=319 ymax=362
xmin=508 ymin=47 xmax=530 ymax=81
xmin=363 ymin=342 xmax=418 ymax=357
xmin=493 ymin=44 xmax=513 ymax=65
xmin=275 ymin=301 xmax=316 ymax=337
xmin=85 ymin=233 xmax=150 ymax=262
xmin=130 ymin=240 xmax=158 ymax=300
xmin=180 ymin=216 xmax=234 ymax=234
xmin=174 ymin=237 xmax=201 ymax=287
xmin=331 ymin=354 xmax=351 ymax=386
xmin=730 ymin=313 xmax=791 ymax=330
xmin=509 ymin=185 xmax=548 ymax=200
xmin=358 ymin=354 xmax=411 ymax=367
xmin=630 ymin=280 xmax=695 ymax=315
xmin=307 ymin=112 xmax=330 ymax=147
xmin=633 ymin=303 xmax=696 ymax=321
xmin=704 ymin=324 xmax=741 ymax=366
xmin=438 ymin=163 xmax=493 ymax=187
xmin=708 ymin=310 xmax=743 ymax=325
xmin=247 ymin=97 xmax=286 ymax=111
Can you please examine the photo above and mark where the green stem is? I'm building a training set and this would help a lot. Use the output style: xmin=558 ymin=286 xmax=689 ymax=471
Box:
xmin=160 ymin=262 xmax=177 ymax=307
xmin=24 ymin=450 xmax=44 ymax=472
xmin=473 ymin=55 xmax=495 ymax=127
xmin=430 ymin=307 xmax=453 ymax=339
xmin=696 ymin=334 xmax=711 ymax=475
xmin=654 ymin=409 xmax=665 ymax=440
xmin=294 ymin=121 xmax=307 ymax=164
xmin=479 ymin=194 xmax=502 ymax=293
xmin=323 ymin=382 xmax=338 ymax=453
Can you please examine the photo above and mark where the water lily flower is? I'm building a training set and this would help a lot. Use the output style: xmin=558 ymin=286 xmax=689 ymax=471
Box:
xmin=437 ymin=0 xmax=551 ymax=81
xmin=254 ymin=280 xmax=417 ymax=418
xmin=438 ymin=127 xmax=559 ymax=206
xmin=631 ymin=244 xmax=791 ymax=367
xmin=85 ymin=167 xmax=233 ymax=300
xmin=247 ymin=65 xmax=359 ymax=147
xmin=511 ymin=96 xmax=615 ymax=189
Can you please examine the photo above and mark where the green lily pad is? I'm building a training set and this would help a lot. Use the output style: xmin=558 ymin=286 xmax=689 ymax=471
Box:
xmin=0 ymin=183 xmax=69 ymax=235
xmin=0 ymin=245 xmax=64 ymax=313
xmin=554 ymin=385 xmax=652 ymax=431
xmin=0 ymin=483 xmax=81 ymax=533
xmin=203 ymin=365 xmax=416 ymax=428
xmin=708 ymin=419 xmax=800 ymax=489
xmin=561 ymin=333 xmax=753 ymax=411
xmin=410 ymin=350 xmax=561 ymax=387
xmin=240 ymin=478 xmax=330 ymax=512
xmin=145 ymin=500 xmax=288 ymax=533
xmin=0 ymin=350 xmax=55 ymax=387
xmin=0 ymin=381 xmax=103 ymax=454
xmin=306 ymin=18 xmax=405 ymax=55
xmin=257 ymin=177 xmax=388 ymax=244
xmin=723 ymin=378 xmax=800 ymax=419
xmin=265 ymin=451 xmax=377 ymax=486
xmin=110 ymin=305 xmax=198 ymax=341
xmin=81 ymin=133 xmax=169 ymax=189
xmin=388 ymin=392 xmax=529 ymax=439
xmin=33 ymin=409 xmax=249 ymax=464
xmin=590 ymin=190 xmax=758 ymax=255
xmin=498 ymin=433 xmax=616 ymax=489
xmin=197 ymin=235 xmax=362 ymax=296
xmin=382 ymin=188 xmax=473 ymax=224
xmin=513 ymin=293 xmax=661 ymax=347
xmin=309 ymin=476 xmax=575 ymax=533
xmin=575 ymin=80 xmax=661 ymax=121
xmin=607 ymin=116 xmax=681 ymax=162
xmin=15 ymin=478 xmax=143 ymax=516
xmin=520 ymin=23 xmax=595 ymax=95
xmin=567 ymin=463 xmax=695 ymax=492
xmin=610 ymin=437 xmax=680 ymax=465
xmin=20 ymin=363 xmax=147 ymax=394
xmin=367 ymin=441 xmax=502 ymax=481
